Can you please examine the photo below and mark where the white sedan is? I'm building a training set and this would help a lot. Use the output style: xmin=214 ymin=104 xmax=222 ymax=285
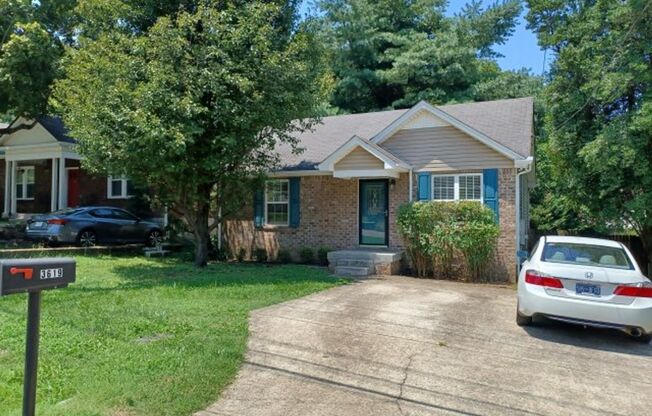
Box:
xmin=517 ymin=236 xmax=652 ymax=343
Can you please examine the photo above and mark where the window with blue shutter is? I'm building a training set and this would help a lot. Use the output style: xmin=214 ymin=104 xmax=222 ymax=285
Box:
xmin=289 ymin=177 xmax=300 ymax=228
xmin=483 ymin=169 xmax=499 ymax=223
xmin=417 ymin=173 xmax=431 ymax=201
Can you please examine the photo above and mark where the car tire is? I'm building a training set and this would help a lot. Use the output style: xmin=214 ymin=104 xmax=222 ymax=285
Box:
xmin=516 ymin=306 xmax=533 ymax=327
xmin=77 ymin=230 xmax=97 ymax=247
xmin=636 ymin=333 xmax=652 ymax=344
xmin=147 ymin=230 xmax=163 ymax=247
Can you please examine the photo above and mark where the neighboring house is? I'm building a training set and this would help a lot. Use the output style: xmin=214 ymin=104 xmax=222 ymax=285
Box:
xmin=224 ymin=98 xmax=535 ymax=281
xmin=0 ymin=117 xmax=136 ymax=218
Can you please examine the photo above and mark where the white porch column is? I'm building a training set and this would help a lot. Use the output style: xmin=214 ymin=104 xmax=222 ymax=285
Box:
xmin=10 ymin=161 xmax=17 ymax=215
xmin=58 ymin=157 xmax=66 ymax=210
xmin=51 ymin=158 xmax=58 ymax=212
xmin=3 ymin=159 xmax=11 ymax=217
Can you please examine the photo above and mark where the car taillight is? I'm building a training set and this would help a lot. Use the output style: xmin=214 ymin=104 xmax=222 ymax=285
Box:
xmin=47 ymin=219 xmax=67 ymax=225
xmin=614 ymin=283 xmax=652 ymax=298
xmin=525 ymin=270 xmax=564 ymax=288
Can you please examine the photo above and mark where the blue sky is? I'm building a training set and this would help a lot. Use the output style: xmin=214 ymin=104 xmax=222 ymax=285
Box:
xmin=300 ymin=0 xmax=546 ymax=73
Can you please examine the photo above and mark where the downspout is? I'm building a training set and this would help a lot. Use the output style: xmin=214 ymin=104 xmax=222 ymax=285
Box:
xmin=515 ymin=157 xmax=534 ymax=274
xmin=408 ymin=168 xmax=413 ymax=202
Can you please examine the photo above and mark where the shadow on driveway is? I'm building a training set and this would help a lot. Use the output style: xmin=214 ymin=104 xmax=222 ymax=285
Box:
xmin=523 ymin=317 xmax=651 ymax=357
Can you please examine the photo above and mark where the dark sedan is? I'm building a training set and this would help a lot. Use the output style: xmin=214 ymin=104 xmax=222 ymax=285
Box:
xmin=25 ymin=207 xmax=163 ymax=247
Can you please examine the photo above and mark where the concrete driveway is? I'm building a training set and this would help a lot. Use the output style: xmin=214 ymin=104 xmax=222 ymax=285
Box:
xmin=197 ymin=276 xmax=651 ymax=416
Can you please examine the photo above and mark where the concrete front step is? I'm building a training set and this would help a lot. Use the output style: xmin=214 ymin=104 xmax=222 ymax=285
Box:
xmin=333 ymin=266 xmax=371 ymax=277
xmin=328 ymin=249 xmax=404 ymax=277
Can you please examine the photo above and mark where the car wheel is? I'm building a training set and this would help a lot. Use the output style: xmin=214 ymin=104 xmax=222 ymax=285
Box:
xmin=516 ymin=304 xmax=533 ymax=327
xmin=147 ymin=230 xmax=163 ymax=247
xmin=77 ymin=230 xmax=97 ymax=247
xmin=635 ymin=333 xmax=652 ymax=344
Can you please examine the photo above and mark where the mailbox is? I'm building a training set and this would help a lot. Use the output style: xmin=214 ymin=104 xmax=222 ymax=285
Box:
xmin=0 ymin=258 xmax=76 ymax=296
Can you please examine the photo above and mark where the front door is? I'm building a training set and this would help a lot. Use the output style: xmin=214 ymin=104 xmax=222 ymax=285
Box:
xmin=67 ymin=169 xmax=80 ymax=208
xmin=359 ymin=179 xmax=389 ymax=246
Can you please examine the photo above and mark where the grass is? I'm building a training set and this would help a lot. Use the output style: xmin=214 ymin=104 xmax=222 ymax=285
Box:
xmin=0 ymin=255 xmax=346 ymax=416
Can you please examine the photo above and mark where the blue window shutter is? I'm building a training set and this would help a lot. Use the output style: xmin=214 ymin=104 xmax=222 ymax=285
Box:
xmin=253 ymin=189 xmax=264 ymax=228
xmin=483 ymin=169 xmax=499 ymax=223
xmin=417 ymin=173 xmax=431 ymax=201
xmin=289 ymin=178 xmax=300 ymax=228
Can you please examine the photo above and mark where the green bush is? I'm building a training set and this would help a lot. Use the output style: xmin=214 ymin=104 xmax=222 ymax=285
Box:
xmin=276 ymin=249 xmax=293 ymax=264
xmin=253 ymin=247 xmax=268 ymax=263
xmin=396 ymin=201 xmax=499 ymax=281
xmin=317 ymin=246 xmax=331 ymax=266
xmin=299 ymin=247 xmax=314 ymax=264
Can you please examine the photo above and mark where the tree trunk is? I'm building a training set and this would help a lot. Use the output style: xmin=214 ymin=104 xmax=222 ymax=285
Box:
xmin=193 ymin=200 xmax=211 ymax=267
xmin=639 ymin=227 xmax=652 ymax=278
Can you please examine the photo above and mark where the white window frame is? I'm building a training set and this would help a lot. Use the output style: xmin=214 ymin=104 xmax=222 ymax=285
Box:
xmin=16 ymin=166 xmax=35 ymax=201
xmin=264 ymin=179 xmax=290 ymax=226
xmin=107 ymin=176 xmax=134 ymax=199
xmin=432 ymin=173 xmax=483 ymax=202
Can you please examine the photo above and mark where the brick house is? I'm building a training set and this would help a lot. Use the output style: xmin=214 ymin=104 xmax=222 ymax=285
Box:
xmin=223 ymin=98 xmax=535 ymax=281
xmin=0 ymin=117 xmax=137 ymax=217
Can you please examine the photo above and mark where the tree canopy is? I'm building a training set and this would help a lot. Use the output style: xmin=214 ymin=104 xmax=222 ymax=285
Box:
xmin=53 ymin=1 xmax=325 ymax=266
xmin=527 ymin=0 xmax=652 ymax=267
xmin=314 ymin=0 xmax=537 ymax=113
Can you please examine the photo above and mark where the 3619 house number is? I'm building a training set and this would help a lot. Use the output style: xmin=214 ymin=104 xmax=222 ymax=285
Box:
xmin=40 ymin=268 xmax=64 ymax=280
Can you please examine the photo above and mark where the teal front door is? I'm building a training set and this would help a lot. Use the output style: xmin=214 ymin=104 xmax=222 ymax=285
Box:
xmin=359 ymin=179 xmax=389 ymax=246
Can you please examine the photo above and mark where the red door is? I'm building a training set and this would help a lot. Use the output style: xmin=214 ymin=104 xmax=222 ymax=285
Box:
xmin=67 ymin=169 xmax=80 ymax=207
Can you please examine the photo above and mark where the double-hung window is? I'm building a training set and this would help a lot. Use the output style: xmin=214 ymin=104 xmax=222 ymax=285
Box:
xmin=107 ymin=176 xmax=134 ymax=199
xmin=432 ymin=174 xmax=482 ymax=201
xmin=16 ymin=166 xmax=35 ymax=200
xmin=265 ymin=179 xmax=289 ymax=226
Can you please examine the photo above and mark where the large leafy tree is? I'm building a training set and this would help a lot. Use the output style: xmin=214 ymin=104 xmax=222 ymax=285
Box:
xmin=527 ymin=0 xmax=652 ymax=270
xmin=53 ymin=2 xmax=324 ymax=266
xmin=315 ymin=0 xmax=532 ymax=112
xmin=0 ymin=0 xmax=75 ymax=132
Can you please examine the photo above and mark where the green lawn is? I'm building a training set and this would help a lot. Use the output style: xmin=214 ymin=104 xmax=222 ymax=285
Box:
xmin=0 ymin=255 xmax=346 ymax=416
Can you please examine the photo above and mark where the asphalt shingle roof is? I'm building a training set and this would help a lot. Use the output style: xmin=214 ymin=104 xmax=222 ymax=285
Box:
xmin=278 ymin=97 xmax=534 ymax=170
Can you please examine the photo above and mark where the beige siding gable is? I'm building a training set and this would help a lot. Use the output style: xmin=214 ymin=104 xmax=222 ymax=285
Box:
xmin=2 ymin=118 xmax=58 ymax=146
xmin=334 ymin=146 xmax=384 ymax=170
xmin=399 ymin=110 xmax=449 ymax=130
xmin=381 ymin=126 xmax=512 ymax=172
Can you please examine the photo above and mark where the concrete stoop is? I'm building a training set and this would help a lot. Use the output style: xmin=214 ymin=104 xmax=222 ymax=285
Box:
xmin=328 ymin=249 xmax=403 ymax=278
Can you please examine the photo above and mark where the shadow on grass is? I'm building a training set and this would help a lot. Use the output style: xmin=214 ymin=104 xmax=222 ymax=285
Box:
xmin=523 ymin=316 xmax=651 ymax=357
xmin=70 ymin=257 xmax=349 ymax=293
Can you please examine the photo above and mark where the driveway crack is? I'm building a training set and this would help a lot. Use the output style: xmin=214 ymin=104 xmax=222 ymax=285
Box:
xmin=396 ymin=351 xmax=419 ymax=415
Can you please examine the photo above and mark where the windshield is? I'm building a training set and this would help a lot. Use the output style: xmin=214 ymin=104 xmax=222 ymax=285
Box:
xmin=541 ymin=242 xmax=634 ymax=270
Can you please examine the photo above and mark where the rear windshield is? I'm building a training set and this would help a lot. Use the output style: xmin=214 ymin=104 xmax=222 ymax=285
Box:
xmin=53 ymin=208 xmax=86 ymax=216
xmin=541 ymin=242 xmax=634 ymax=270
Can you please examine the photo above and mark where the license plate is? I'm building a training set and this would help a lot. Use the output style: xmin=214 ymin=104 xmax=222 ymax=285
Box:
xmin=576 ymin=283 xmax=601 ymax=296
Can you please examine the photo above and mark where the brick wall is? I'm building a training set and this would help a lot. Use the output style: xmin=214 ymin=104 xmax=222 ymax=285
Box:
xmin=223 ymin=174 xmax=410 ymax=261
xmin=225 ymin=169 xmax=518 ymax=281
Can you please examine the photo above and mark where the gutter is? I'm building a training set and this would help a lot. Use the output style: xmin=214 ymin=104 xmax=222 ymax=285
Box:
xmin=515 ymin=157 xmax=534 ymax=274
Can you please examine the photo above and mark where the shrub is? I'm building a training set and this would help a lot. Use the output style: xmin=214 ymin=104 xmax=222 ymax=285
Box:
xmin=396 ymin=201 xmax=499 ymax=281
xmin=253 ymin=247 xmax=268 ymax=263
xmin=276 ymin=249 xmax=292 ymax=264
xmin=317 ymin=246 xmax=331 ymax=266
xmin=299 ymin=247 xmax=314 ymax=264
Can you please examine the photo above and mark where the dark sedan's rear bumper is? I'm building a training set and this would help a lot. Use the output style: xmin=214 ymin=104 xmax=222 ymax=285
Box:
xmin=25 ymin=226 xmax=77 ymax=244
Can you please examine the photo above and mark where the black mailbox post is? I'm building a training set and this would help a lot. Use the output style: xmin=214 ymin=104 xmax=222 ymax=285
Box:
xmin=0 ymin=258 xmax=76 ymax=416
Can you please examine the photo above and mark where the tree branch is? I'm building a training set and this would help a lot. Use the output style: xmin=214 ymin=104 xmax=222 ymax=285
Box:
xmin=0 ymin=120 xmax=38 ymax=136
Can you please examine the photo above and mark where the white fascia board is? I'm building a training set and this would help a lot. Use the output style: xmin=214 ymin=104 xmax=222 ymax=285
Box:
xmin=268 ymin=170 xmax=331 ymax=177
xmin=372 ymin=101 xmax=526 ymax=161
xmin=333 ymin=169 xmax=400 ymax=179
